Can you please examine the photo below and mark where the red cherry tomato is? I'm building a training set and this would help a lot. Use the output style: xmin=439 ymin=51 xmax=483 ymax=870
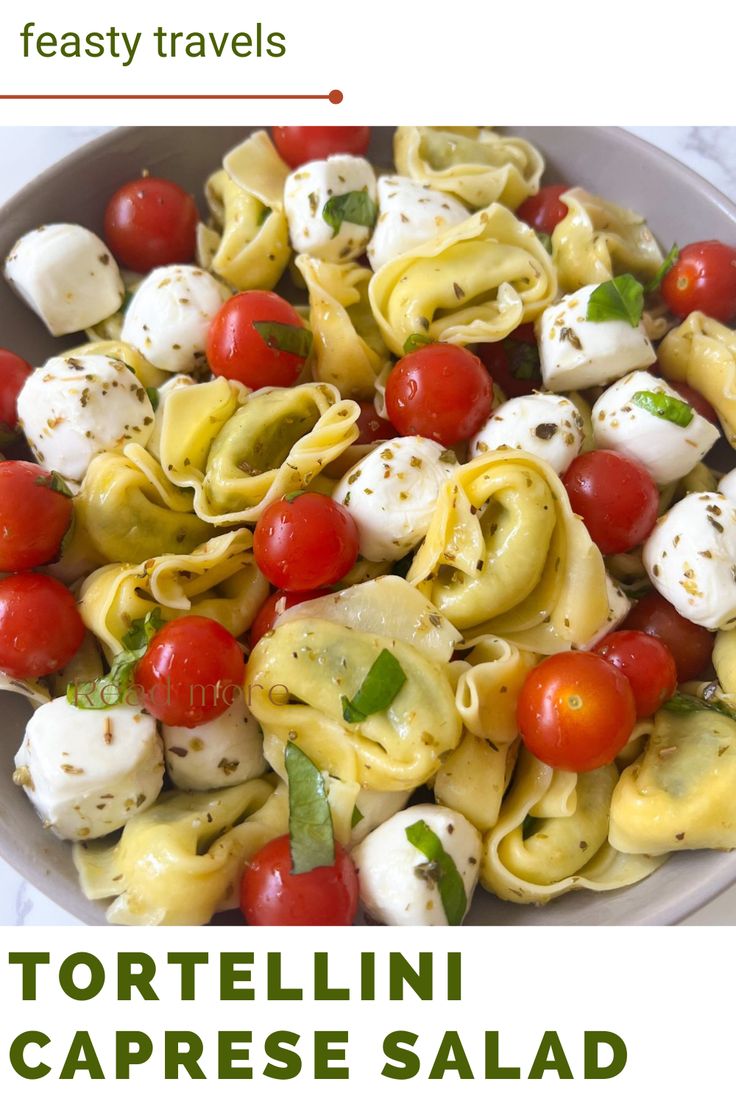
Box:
xmin=476 ymin=323 xmax=541 ymax=399
xmin=516 ymin=184 xmax=571 ymax=236
xmin=0 ymin=462 xmax=73 ymax=572
xmin=385 ymin=343 xmax=493 ymax=446
xmin=622 ymin=592 xmax=714 ymax=682
xmin=0 ymin=574 xmax=84 ymax=678
xmin=517 ymin=652 xmax=636 ymax=772
xmin=271 ymin=127 xmax=371 ymax=168
xmin=135 ymin=615 xmax=245 ymax=728
xmin=207 ymin=290 xmax=309 ymax=390
xmin=249 ymin=588 xmax=331 ymax=650
xmin=661 ymin=240 xmax=736 ymax=323
xmin=103 ymin=176 xmax=198 ymax=273
xmin=594 ymin=629 xmax=677 ymax=718
xmin=240 ymin=834 xmax=359 ymax=925
xmin=0 ymin=349 xmax=32 ymax=439
xmin=254 ymin=493 xmax=359 ymax=591
xmin=668 ymin=380 xmax=719 ymax=425
xmin=356 ymin=401 xmax=397 ymax=445
xmin=562 ymin=450 xmax=659 ymax=555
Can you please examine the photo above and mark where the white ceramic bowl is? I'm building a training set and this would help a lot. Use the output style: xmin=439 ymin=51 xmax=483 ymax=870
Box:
xmin=1 ymin=126 xmax=735 ymax=925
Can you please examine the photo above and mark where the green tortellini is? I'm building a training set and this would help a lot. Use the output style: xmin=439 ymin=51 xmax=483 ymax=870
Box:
xmin=658 ymin=312 xmax=736 ymax=445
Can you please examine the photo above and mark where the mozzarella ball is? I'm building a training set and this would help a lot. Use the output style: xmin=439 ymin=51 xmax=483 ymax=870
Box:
xmin=470 ymin=392 xmax=584 ymax=474
xmin=643 ymin=492 xmax=736 ymax=629
xmin=333 ymin=437 xmax=457 ymax=562
xmin=368 ymin=176 xmax=468 ymax=270
xmin=592 ymin=370 xmax=720 ymax=485
xmin=13 ymin=697 xmax=164 ymax=841
xmin=17 ymin=354 xmax=155 ymax=482
xmin=719 ymin=469 xmax=736 ymax=504
xmin=352 ymin=803 xmax=481 ymax=926
xmin=4 ymin=224 xmax=124 ymax=337
xmin=284 ymin=156 xmax=377 ymax=263
xmin=538 ymin=284 xmax=656 ymax=392
xmin=162 ymin=697 xmax=265 ymax=791
xmin=121 ymin=264 xmax=227 ymax=373
xmin=581 ymin=574 xmax=632 ymax=649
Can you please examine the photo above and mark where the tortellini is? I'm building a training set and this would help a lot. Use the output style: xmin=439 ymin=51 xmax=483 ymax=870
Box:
xmin=407 ymin=450 xmax=609 ymax=652
xmin=551 ymin=187 xmax=664 ymax=292
xmin=369 ymin=204 xmax=556 ymax=356
xmin=67 ymin=337 xmax=168 ymax=390
xmin=296 ymin=255 xmax=390 ymax=399
xmin=394 ymin=127 xmax=544 ymax=210
xmin=658 ymin=312 xmax=736 ymax=444
xmin=159 ymin=377 xmax=360 ymax=524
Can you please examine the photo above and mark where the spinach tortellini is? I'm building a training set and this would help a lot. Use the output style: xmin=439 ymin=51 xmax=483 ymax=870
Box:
xmin=658 ymin=312 xmax=736 ymax=444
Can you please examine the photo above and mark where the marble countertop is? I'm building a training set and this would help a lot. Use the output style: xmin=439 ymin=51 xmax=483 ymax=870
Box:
xmin=0 ymin=126 xmax=735 ymax=926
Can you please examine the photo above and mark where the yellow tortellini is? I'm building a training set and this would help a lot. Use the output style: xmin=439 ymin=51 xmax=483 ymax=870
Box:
xmin=75 ymin=443 xmax=213 ymax=563
xmin=408 ymin=450 xmax=609 ymax=652
xmin=714 ymin=632 xmax=736 ymax=694
xmin=394 ymin=127 xmax=544 ymax=210
xmin=79 ymin=529 xmax=269 ymax=653
xmin=67 ymin=338 xmax=168 ymax=390
xmin=203 ymin=130 xmax=291 ymax=291
xmin=551 ymin=187 xmax=664 ymax=292
xmin=450 ymin=634 xmax=539 ymax=744
xmin=434 ymin=732 xmax=519 ymax=834
xmin=369 ymin=204 xmax=556 ymax=356
xmin=296 ymin=255 xmax=391 ymax=399
xmin=610 ymin=706 xmax=736 ymax=855
xmin=246 ymin=618 xmax=462 ymax=791
xmin=159 ymin=377 xmax=360 ymax=524
xmin=74 ymin=779 xmax=286 ymax=925
xmin=658 ymin=312 xmax=736 ymax=444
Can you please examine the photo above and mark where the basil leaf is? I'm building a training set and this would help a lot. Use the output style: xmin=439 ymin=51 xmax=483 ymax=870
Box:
xmin=253 ymin=321 xmax=313 ymax=359
xmin=405 ymin=819 xmax=467 ymax=925
xmin=351 ymin=805 xmax=364 ymax=828
xmin=284 ymin=742 xmax=335 ymax=874
xmin=146 ymin=386 xmax=160 ymax=412
xmin=35 ymin=471 xmax=73 ymax=498
xmin=322 ymin=190 xmax=378 ymax=238
xmin=504 ymin=335 xmax=541 ymax=383
xmin=536 ymin=230 xmax=553 ymax=254
xmin=632 ymin=389 xmax=694 ymax=428
xmin=403 ymin=333 xmax=433 ymax=354
xmin=67 ymin=608 xmax=164 ymax=710
xmin=645 ymin=244 xmax=679 ymax=293
xmin=341 ymin=648 xmax=407 ymax=723
xmin=663 ymin=690 xmax=736 ymax=724
xmin=586 ymin=274 xmax=644 ymax=327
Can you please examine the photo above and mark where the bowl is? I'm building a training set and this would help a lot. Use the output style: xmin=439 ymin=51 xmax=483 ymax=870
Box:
xmin=1 ymin=125 xmax=735 ymax=925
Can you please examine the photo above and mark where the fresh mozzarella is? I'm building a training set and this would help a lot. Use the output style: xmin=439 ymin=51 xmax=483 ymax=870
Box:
xmin=538 ymin=284 xmax=656 ymax=392
xmin=719 ymin=469 xmax=736 ymax=504
xmin=333 ymin=436 xmax=457 ymax=562
xmin=162 ymin=697 xmax=265 ymax=791
xmin=121 ymin=264 xmax=227 ymax=374
xmin=592 ymin=370 xmax=720 ymax=485
xmin=17 ymin=354 xmax=155 ymax=482
xmin=367 ymin=176 xmax=467 ymax=270
xmin=284 ymin=156 xmax=377 ymax=263
xmin=13 ymin=697 xmax=164 ymax=841
xmin=4 ymin=223 xmax=124 ymax=337
xmin=352 ymin=803 xmax=481 ymax=926
xmin=581 ymin=574 xmax=632 ymax=649
xmin=469 ymin=392 xmax=584 ymax=474
xmin=643 ymin=492 xmax=736 ymax=630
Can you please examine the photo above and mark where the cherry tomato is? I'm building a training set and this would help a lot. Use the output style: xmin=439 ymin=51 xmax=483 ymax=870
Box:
xmin=103 ymin=176 xmax=198 ymax=273
xmin=516 ymin=184 xmax=571 ymax=236
xmin=0 ymin=349 xmax=32 ymax=440
xmin=622 ymin=592 xmax=714 ymax=682
xmin=562 ymin=450 xmax=659 ymax=555
xmin=356 ymin=401 xmax=397 ymax=445
xmin=135 ymin=615 xmax=245 ymax=728
xmin=207 ymin=290 xmax=309 ymax=390
xmin=271 ymin=127 xmax=371 ymax=168
xmin=594 ymin=629 xmax=677 ymax=718
xmin=517 ymin=652 xmax=636 ymax=772
xmin=476 ymin=323 xmax=542 ymax=399
xmin=0 ymin=574 xmax=84 ymax=678
xmin=385 ymin=343 xmax=493 ymax=446
xmin=669 ymin=380 xmax=719 ymax=425
xmin=249 ymin=588 xmax=331 ymax=650
xmin=661 ymin=240 xmax=736 ymax=323
xmin=240 ymin=834 xmax=359 ymax=925
xmin=254 ymin=493 xmax=359 ymax=591
xmin=0 ymin=462 xmax=73 ymax=572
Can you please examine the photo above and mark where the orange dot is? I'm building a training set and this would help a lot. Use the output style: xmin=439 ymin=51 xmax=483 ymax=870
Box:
xmin=328 ymin=89 xmax=344 ymax=105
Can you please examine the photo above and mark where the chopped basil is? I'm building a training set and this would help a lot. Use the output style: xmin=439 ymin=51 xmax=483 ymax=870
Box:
xmin=253 ymin=321 xmax=313 ymax=359
xmin=284 ymin=742 xmax=335 ymax=874
xmin=341 ymin=648 xmax=407 ymax=723
xmin=405 ymin=819 xmax=467 ymax=925
xmin=536 ymin=231 xmax=553 ymax=254
xmin=67 ymin=608 xmax=164 ymax=710
xmin=586 ymin=274 xmax=644 ymax=327
xmin=503 ymin=335 xmax=541 ymax=383
xmin=403 ymin=333 xmax=433 ymax=354
xmin=35 ymin=471 xmax=73 ymax=498
xmin=322 ymin=190 xmax=378 ymax=238
xmin=351 ymin=804 xmax=364 ymax=828
xmin=146 ymin=387 xmax=160 ymax=411
xmin=632 ymin=389 xmax=694 ymax=427
xmin=645 ymin=244 xmax=679 ymax=293
xmin=663 ymin=690 xmax=736 ymax=724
